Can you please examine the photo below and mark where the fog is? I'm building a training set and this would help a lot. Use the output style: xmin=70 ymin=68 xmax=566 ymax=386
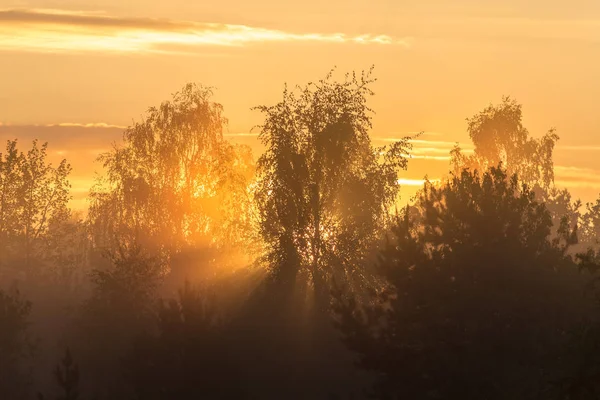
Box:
xmin=2 ymin=71 xmax=600 ymax=399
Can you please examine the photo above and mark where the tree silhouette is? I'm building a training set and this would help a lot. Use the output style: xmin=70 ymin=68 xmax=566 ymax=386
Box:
xmin=254 ymin=67 xmax=412 ymax=307
xmin=451 ymin=97 xmax=558 ymax=189
xmin=127 ymin=280 xmax=246 ymax=399
xmin=449 ymin=97 xmax=578 ymax=244
xmin=0 ymin=288 xmax=34 ymax=400
xmin=43 ymin=213 xmax=91 ymax=290
xmin=77 ymin=247 xmax=161 ymax=399
xmin=578 ymin=197 xmax=600 ymax=250
xmin=552 ymin=248 xmax=600 ymax=398
xmin=0 ymin=140 xmax=22 ymax=270
xmin=38 ymin=348 xmax=103 ymax=400
xmin=221 ymin=68 xmax=414 ymax=399
xmin=335 ymin=167 xmax=590 ymax=399
xmin=88 ymin=83 xmax=256 ymax=267
xmin=54 ymin=348 xmax=79 ymax=400
xmin=0 ymin=139 xmax=72 ymax=280
xmin=3 ymin=76 xmax=599 ymax=400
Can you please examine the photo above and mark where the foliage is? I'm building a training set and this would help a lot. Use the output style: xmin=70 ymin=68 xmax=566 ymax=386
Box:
xmin=579 ymin=197 xmax=600 ymax=249
xmin=43 ymin=214 xmax=91 ymax=289
xmin=254 ymin=67 xmax=412 ymax=305
xmin=335 ymin=167 xmax=590 ymax=399
xmin=449 ymin=97 xmax=578 ymax=245
xmin=0 ymin=288 xmax=34 ymax=399
xmin=54 ymin=348 xmax=80 ymax=400
xmin=4 ymin=73 xmax=600 ymax=400
xmin=128 ymin=281 xmax=245 ymax=399
xmin=451 ymin=96 xmax=559 ymax=189
xmin=77 ymin=247 xmax=161 ymax=399
xmin=0 ymin=139 xmax=72 ymax=279
xmin=87 ymin=83 xmax=256 ymax=262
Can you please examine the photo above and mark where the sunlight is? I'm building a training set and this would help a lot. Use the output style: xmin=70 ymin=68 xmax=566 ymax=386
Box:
xmin=193 ymin=183 xmax=208 ymax=198
xmin=3 ymin=2 xmax=600 ymax=398
xmin=397 ymin=178 xmax=440 ymax=186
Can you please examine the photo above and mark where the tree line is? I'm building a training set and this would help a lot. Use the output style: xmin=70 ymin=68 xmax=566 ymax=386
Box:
xmin=3 ymin=68 xmax=600 ymax=399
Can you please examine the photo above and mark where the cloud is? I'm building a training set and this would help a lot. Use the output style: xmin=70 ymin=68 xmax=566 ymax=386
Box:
xmin=408 ymin=155 xmax=452 ymax=161
xmin=53 ymin=122 xmax=127 ymax=129
xmin=0 ymin=8 xmax=412 ymax=54
xmin=376 ymin=137 xmax=469 ymax=147
xmin=557 ymin=145 xmax=600 ymax=151
xmin=397 ymin=178 xmax=441 ymax=187
xmin=411 ymin=147 xmax=461 ymax=154
xmin=554 ymin=180 xmax=600 ymax=189
xmin=375 ymin=136 xmax=474 ymax=161
xmin=383 ymin=15 xmax=600 ymax=45
xmin=0 ymin=123 xmax=123 ymax=148
xmin=553 ymin=165 xmax=600 ymax=189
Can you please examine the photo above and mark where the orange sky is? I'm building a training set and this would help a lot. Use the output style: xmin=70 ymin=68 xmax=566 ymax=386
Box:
xmin=1 ymin=1 xmax=600 ymax=209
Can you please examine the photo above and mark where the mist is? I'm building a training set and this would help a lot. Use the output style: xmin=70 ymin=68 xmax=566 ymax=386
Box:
xmin=2 ymin=68 xmax=600 ymax=400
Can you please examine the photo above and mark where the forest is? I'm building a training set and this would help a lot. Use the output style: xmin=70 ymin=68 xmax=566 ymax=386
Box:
xmin=3 ymin=68 xmax=600 ymax=400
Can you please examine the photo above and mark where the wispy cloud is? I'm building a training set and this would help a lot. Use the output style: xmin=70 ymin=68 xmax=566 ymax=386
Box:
xmin=557 ymin=145 xmax=600 ymax=151
xmin=0 ymin=9 xmax=412 ymax=54
xmin=397 ymin=178 xmax=441 ymax=187
xmin=53 ymin=122 xmax=127 ymax=129
xmin=554 ymin=180 xmax=600 ymax=189
xmin=388 ymin=15 xmax=600 ymax=45
xmin=0 ymin=123 xmax=123 ymax=148
xmin=376 ymin=137 xmax=471 ymax=148
xmin=223 ymin=133 xmax=469 ymax=161
xmin=0 ymin=121 xmax=126 ymax=129
xmin=553 ymin=165 xmax=600 ymax=189
xmin=411 ymin=147 xmax=462 ymax=154
xmin=389 ymin=137 xmax=474 ymax=161
xmin=408 ymin=155 xmax=452 ymax=161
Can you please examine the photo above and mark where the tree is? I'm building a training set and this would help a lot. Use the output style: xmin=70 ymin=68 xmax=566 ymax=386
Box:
xmin=335 ymin=167 xmax=591 ymax=399
xmin=43 ymin=213 xmax=91 ymax=290
xmin=0 ymin=140 xmax=22 ymax=269
xmin=128 ymin=281 xmax=246 ymax=399
xmin=88 ymin=84 xmax=256 ymax=269
xmin=38 ymin=348 xmax=80 ymax=400
xmin=54 ymin=348 xmax=80 ymax=400
xmin=38 ymin=348 xmax=104 ymax=400
xmin=449 ymin=97 xmax=578 ymax=243
xmin=578 ymin=197 xmax=600 ymax=249
xmin=77 ymin=247 xmax=162 ymax=399
xmin=254 ymin=67 xmax=412 ymax=306
xmin=451 ymin=97 xmax=559 ymax=189
xmin=0 ymin=288 xmax=34 ymax=400
xmin=554 ymin=248 xmax=600 ymax=399
xmin=0 ymin=139 xmax=72 ymax=280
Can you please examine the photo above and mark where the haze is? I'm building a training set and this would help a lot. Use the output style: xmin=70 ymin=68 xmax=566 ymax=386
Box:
xmin=4 ymin=2 xmax=600 ymax=399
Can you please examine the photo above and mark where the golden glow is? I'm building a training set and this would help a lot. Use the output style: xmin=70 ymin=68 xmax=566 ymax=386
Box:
xmin=3 ymin=2 xmax=600 ymax=206
xmin=5 ymin=120 xmax=600 ymax=210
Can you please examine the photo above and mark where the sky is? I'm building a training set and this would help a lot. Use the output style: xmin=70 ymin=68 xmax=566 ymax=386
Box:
xmin=1 ymin=0 xmax=600 ymax=209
